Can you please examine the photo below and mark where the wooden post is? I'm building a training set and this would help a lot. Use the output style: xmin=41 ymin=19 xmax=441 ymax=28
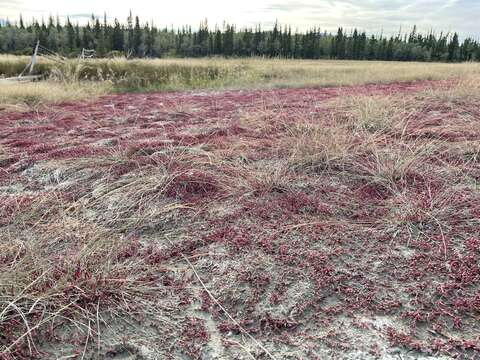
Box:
xmin=29 ymin=40 xmax=40 ymax=74
xmin=19 ymin=40 xmax=40 ymax=78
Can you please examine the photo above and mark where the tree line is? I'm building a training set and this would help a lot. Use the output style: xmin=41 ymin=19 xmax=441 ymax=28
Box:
xmin=0 ymin=13 xmax=479 ymax=62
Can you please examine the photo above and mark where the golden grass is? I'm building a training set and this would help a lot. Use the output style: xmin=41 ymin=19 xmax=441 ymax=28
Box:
xmin=78 ymin=57 xmax=480 ymax=89
xmin=233 ymin=58 xmax=480 ymax=88
xmin=286 ymin=76 xmax=480 ymax=182
xmin=1 ymin=55 xmax=480 ymax=104
xmin=0 ymin=81 xmax=111 ymax=108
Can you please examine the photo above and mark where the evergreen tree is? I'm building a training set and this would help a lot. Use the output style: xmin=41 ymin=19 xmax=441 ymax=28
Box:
xmin=352 ymin=29 xmax=359 ymax=59
xmin=386 ymin=37 xmax=394 ymax=60
xmin=82 ymin=22 xmax=93 ymax=49
xmin=335 ymin=28 xmax=345 ymax=59
xmin=133 ymin=16 xmax=143 ymax=56
xmin=56 ymin=15 xmax=62 ymax=32
xmin=65 ymin=18 xmax=75 ymax=52
xmin=75 ymin=23 xmax=81 ymax=48
xmin=223 ymin=24 xmax=234 ymax=56
xmin=214 ymin=27 xmax=222 ymax=54
xmin=144 ymin=23 xmax=155 ymax=57
xmin=0 ymin=14 xmax=478 ymax=63
xmin=112 ymin=18 xmax=124 ymax=51
xmin=448 ymin=33 xmax=459 ymax=62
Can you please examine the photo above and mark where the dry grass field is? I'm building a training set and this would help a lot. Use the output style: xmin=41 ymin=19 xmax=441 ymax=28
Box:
xmin=1 ymin=58 xmax=480 ymax=359
xmin=2 ymin=56 xmax=480 ymax=105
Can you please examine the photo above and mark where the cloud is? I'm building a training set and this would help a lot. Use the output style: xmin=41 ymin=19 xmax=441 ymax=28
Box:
xmin=1 ymin=0 xmax=24 ymax=12
xmin=260 ymin=0 xmax=480 ymax=36
xmin=68 ymin=13 xmax=101 ymax=19
xmin=1 ymin=0 xmax=479 ymax=37
xmin=1 ymin=0 xmax=23 ymax=5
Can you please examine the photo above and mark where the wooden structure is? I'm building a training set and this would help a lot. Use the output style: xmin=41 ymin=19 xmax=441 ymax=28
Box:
xmin=0 ymin=41 xmax=41 ymax=83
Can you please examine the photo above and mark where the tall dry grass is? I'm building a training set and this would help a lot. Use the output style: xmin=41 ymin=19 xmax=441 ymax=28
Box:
xmin=2 ymin=55 xmax=480 ymax=95
xmin=0 ymin=81 xmax=111 ymax=108
xmin=286 ymin=76 xmax=480 ymax=187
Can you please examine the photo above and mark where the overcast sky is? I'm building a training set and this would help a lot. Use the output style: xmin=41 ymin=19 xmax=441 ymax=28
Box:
xmin=1 ymin=0 xmax=479 ymax=37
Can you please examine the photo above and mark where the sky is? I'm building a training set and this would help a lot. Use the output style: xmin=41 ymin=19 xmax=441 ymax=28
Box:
xmin=1 ymin=0 xmax=479 ymax=37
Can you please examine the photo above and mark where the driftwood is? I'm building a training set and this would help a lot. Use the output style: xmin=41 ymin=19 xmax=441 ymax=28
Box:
xmin=0 ymin=42 xmax=70 ymax=84
xmin=0 ymin=75 xmax=43 ymax=84
xmin=0 ymin=41 xmax=46 ymax=84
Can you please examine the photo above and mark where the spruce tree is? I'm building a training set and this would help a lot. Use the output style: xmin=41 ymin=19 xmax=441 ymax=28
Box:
xmin=75 ymin=24 xmax=81 ymax=48
xmin=1 ymin=12 xmax=479 ymax=62
xmin=56 ymin=15 xmax=62 ymax=32
xmin=214 ymin=27 xmax=222 ymax=54
xmin=133 ymin=16 xmax=143 ymax=56
xmin=66 ymin=18 xmax=75 ymax=51
xmin=112 ymin=19 xmax=124 ymax=52
xmin=144 ymin=23 xmax=155 ymax=57
xmin=448 ymin=33 xmax=459 ymax=62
